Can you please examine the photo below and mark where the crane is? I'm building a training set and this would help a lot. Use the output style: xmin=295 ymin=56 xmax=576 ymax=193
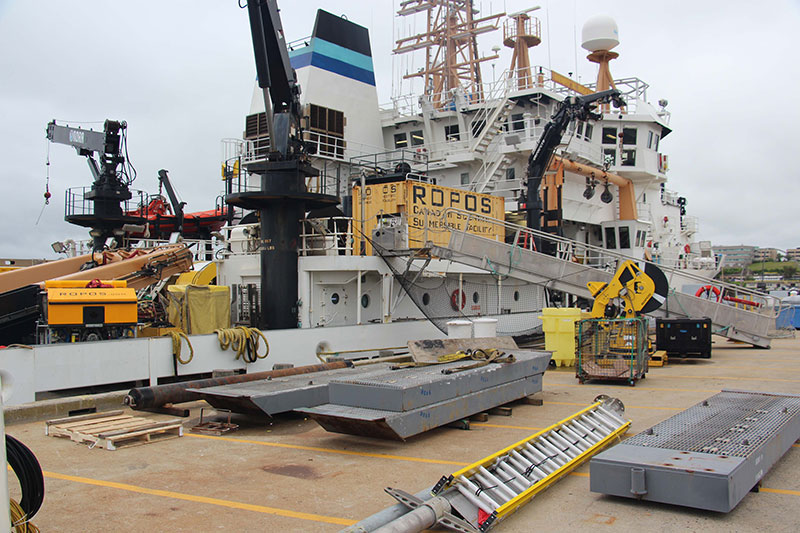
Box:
xmin=46 ymin=119 xmax=138 ymax=251
xmin=224 ymin=0 xmax=337 ymax=330
xmin=524 ymin=89 xmax=625 ymax=252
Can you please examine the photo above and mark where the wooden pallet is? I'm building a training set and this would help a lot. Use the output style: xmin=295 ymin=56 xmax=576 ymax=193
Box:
xmin=46 ymin=410 xmax=183 ymax=451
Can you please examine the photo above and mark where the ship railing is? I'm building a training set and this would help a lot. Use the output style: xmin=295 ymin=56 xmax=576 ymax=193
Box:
xmin=383 ymin=69 xmax=656 ymax=121
xmin=65 ymin=186 xmax=150 ymax=218
xmin=300 ymin=217 xmax=354 ymax=256
xmin=129 ymin=237 xmax=222 ymax=262
xmin=58 ymin=237 xmax=220 ymax=262
xmin=681 ymin=215 xmax=699 ymax=234
xmin=660 ymin=187 xmax=680 ymax=206
xmin=221 ymin=152 xmax=343 ymax=198
xmin=422 ymin=208 xmax=780 ymax=316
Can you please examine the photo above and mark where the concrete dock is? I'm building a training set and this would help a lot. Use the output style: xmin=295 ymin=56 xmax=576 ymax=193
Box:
xmin=6 ymin=336 xmax=800 ymax=532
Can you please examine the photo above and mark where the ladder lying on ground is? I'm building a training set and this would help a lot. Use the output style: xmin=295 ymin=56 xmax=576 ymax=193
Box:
xmin=424 ymin=210 xmax=779 ymax=347
xmin=375 ymin=397 xmax=630 ymax=533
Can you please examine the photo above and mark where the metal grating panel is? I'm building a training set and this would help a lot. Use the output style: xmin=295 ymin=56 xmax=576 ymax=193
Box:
xmin=590 ymin=389 xmax=800 ymax=512
xmin=624 ymin=390 xmax=800 ymax=457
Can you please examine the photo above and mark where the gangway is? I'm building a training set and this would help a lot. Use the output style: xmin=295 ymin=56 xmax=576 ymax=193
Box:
xmin=421 ymin=209 xmax=778 ymax=348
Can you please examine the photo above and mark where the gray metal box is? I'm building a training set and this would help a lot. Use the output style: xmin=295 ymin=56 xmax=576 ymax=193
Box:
xmin=327 ymin=350 xmax=550 ymax=412
xmin=301 ymin=374 xmax=543 ymax=440
xmin=590 ymin=390 xmax=800 ymax=512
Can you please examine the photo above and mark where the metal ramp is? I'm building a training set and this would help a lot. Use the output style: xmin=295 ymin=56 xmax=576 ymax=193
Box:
xmin=423 ymin=210 xmax=779 ymax=347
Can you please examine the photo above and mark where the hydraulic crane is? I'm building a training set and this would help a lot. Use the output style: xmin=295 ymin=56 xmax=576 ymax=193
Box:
xmin=225 ymin=0 xmax=338 ymax=330
xmin=524 ymin=89 xmax=625 ymax=252
xmin=46 ymin=119 xmax=140 ymax=251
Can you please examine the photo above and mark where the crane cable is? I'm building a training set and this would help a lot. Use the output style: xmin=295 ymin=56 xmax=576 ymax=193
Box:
xmin=214 ymin=327 xmax=269 ymax=363
xmin=6 ymin=435 xmax=44 ymax=532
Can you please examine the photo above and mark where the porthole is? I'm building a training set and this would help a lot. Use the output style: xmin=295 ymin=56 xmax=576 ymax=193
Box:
xmin=331 ymin=293 xmax=340 ymax=305
xmin=472 ymin=292 xmax=479 ymax=304
xmin=361 ymin=294 xmax=370 ymax=308
xmin=514 ymin=291 xmax=520 ymax=302
xmin=422 ymin=293 xmax=430 ymax=305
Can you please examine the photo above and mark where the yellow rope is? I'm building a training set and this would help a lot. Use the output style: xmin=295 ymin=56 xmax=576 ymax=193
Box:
xmin=391 ymin=348 xmax=514 ymax=373
xmin=214 ymin=327 xmax=269 ymax=363
xmin=163 ymin=331 xmax=194 ymax=365
xmin=10 ymin=498 xmax=39 ymax=533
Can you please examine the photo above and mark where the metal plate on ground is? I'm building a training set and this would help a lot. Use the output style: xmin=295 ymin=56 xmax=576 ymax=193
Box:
xmin=299 ymin=374 xmax=543 ymax=440
xmin=590 ymin=390 xmax=800 ymax=512
xmin=188 ymin=364 xmax=392 ymax=415
xmin=408 ymin=337 xmax=519 ymax=363
xmin=328 ymin=351 xmax=550 ymax=412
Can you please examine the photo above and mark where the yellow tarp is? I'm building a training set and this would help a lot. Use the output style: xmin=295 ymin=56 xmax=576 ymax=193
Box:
xmin=167 ymin=284 xmax=230 ymax=335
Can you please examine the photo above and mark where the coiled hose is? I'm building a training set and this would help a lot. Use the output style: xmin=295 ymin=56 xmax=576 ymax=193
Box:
xmin=6 ymin=434 xmax=44 ymax=532
xmin=214 ymin=327 xmax=269 ymax=363
xmin=163 ymin=331 xmax=194 ymax=365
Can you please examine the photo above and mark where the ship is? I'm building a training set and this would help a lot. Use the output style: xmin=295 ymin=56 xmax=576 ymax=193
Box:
xmin=0 ymin=2 xmax=780 ymax=407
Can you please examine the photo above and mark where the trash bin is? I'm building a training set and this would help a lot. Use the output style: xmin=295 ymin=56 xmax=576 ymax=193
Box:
xmin=539 ymin=308 xmax=585 ymax=367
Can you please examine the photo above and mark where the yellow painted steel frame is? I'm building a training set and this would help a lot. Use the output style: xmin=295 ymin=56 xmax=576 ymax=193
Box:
xmin=443 ymin=401 xmax=631 ymax=526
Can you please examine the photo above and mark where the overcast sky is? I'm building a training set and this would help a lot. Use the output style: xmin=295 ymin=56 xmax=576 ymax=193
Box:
xmin=1 ymin=0 xmax=799 ymax=259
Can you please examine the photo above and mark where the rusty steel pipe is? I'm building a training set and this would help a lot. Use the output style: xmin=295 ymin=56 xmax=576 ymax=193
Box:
xmin=124 ymin=360 xmax=351 ymax=409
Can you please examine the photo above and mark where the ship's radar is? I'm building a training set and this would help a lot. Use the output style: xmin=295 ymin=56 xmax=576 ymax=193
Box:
xmin=581 ymin=15 xmax=619 ymax=53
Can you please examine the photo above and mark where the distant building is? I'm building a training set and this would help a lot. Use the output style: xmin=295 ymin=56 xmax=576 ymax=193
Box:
xmin=715 ymin=245 xmax=757 ymax=268
xmin=787 ymin=248 xmax=800 ymax=262
xmin=754 ymin=248 xmax=779 ymax=262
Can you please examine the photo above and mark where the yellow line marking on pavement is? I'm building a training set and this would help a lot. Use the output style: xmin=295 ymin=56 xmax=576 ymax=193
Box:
xmin=569 ymin=472 xmax=589 ymax=478
xmin=720 ymin=365 xmax=800 ymax=372
xmin=186 ymin=433 xmax=469 ymax=466
xmin=43 ymin=470 xmax=356 ymax=526
xmin=760 ymin=487 xmax=800 ymax=497
xmin=546 ymin=401 xmax=682 ymax=411
xmin=545 ymin=382 xmax=718 ymax=393
xmin=472 ymin=423 xmax=544 ymax=431
xmin=660 ymin=374 xmax=800 ymax=383
xmin=793 ymin=444 xmax=800 ymax=448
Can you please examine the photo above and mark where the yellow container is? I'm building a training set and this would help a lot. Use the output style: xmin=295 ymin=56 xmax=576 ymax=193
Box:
xmin=539 ymin=308 xmax=586 ymax=367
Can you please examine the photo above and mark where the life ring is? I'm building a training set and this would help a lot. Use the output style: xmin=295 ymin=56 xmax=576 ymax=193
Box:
xmin=450 ymin=289 xmax=466 ymax=311
xmin=695 ymin=285 xmax=721 ymax=301
xmin=683 ymin=244 xmax=691 ymax=254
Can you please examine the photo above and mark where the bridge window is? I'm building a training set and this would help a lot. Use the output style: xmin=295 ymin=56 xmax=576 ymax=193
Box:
xmin=602 ymin=127 xmax=617 ymax=145
xmin=460 ymin=172 xmax=470 ymax=185
xmin=647 ymin=131 xmax=654 ymax=149
xmin=622 ymin=127 xmax=637 ymax=145
xmin=621 ymin=149 xmax=637 ymax=166
xmin=394 ymin=133 xmax=408 ymax=149
xmin=619 ymin=226 xmax=631 ymax=249
xmin=410 ymin=130 xmax=425 ymax=146
xmin=603 ymin=148 xmax=616 ymax=166
xmin=584 ymin=123 xmax=594 ymax=141
xmin=605 ymin=227 xmax=617 ymax=249
xmin=510 ymin=113 xmax=525 ymax=132
xmin=506 ymin=167 xmax=515 ymax=180
xmin=445 ymin=125 xmax=460 ymax=141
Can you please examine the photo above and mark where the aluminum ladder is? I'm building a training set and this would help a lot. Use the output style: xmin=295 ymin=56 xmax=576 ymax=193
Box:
xmin=430 ymin=397 xmax=630 ymax=531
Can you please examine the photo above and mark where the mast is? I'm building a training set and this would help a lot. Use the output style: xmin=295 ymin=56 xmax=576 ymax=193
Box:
xmin=394 ymin=0 xmax=502 ymax=108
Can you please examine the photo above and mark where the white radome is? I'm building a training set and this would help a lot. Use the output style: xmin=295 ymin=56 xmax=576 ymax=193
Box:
xmin=581 ymin=15 xmax=619 ymax=52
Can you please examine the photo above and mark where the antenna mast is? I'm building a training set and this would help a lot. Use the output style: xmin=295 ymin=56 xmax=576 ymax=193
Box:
xmin=394 ymin=0 xmax=503 ymax=107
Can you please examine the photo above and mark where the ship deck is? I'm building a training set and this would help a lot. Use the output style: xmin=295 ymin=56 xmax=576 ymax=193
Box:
xmin=7 ymin=336 xmax=800 ymax=532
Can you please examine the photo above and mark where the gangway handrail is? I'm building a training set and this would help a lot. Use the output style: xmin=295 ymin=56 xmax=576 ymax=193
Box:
xmin=426 ymin=207 xmax=780 ymax=317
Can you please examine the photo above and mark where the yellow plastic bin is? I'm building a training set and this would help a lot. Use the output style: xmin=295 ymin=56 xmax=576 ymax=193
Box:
xmin=539 ymin=308 xmax=586 ymax=367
